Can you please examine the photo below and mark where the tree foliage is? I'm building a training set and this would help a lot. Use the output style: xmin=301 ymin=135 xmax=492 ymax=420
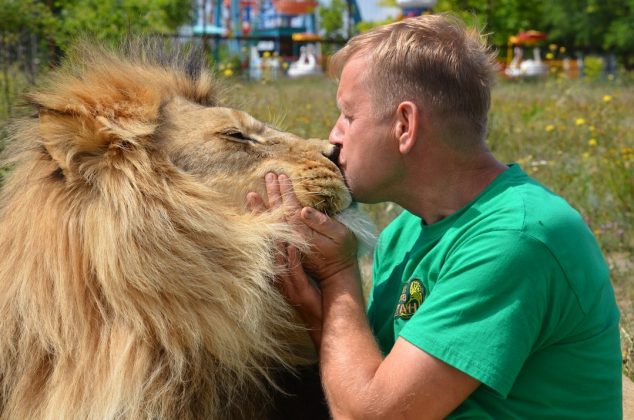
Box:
xmin=435 ymin=0 xmax=543 ymax=47
xmin=372 ymin=0 xmax=633 ymax=55
xmin=318 ymin=0 xmax=347 ymax=39
xmin=52 ymin=0 xmax=194 ymax=48
xmin=542 ymin=0 xmax=634 ymax=52
xmin=1 ymin=0 xmax=194 ymax=51
xmin=0 ymin=0 xmax=57 ymax=41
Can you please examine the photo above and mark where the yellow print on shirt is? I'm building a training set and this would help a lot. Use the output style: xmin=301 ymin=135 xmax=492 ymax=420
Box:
xmin=394 ymin=279 xmax=425 ymax=320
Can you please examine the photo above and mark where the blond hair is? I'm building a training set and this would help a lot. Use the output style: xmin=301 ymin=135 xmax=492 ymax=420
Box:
xmin=329 ymin=14 xmax=497 ymax=142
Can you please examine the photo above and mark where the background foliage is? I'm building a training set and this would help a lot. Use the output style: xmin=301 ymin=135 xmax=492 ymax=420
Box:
xmin=378 ymin=0 xmax=634 ymax=66
xmin=51 ymin=0 xmax=193 ymax=49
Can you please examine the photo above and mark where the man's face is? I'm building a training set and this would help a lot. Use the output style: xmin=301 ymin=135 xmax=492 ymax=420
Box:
xmin=329 ymin=56 xmax=400 ymax=204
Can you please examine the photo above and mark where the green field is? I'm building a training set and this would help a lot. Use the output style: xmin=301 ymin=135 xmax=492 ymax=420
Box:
xmin=2 ymin=73 xmax=633 ymax=375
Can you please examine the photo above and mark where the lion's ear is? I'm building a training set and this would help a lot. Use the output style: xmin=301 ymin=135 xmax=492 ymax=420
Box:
xmin=27 ymin=79 xmax=162 ymax=179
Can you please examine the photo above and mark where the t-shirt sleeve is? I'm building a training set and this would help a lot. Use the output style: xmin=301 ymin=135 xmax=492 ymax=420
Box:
xmin=399 ymin=230 xmax=559 ymax=397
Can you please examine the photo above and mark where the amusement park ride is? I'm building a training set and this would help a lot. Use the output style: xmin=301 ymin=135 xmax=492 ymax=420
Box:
xmin=188 ymin=0 xmax=438 ymax=78
xmin=396 ymin=0 xmax=436 ymax=17
xmin=504 ymin=30 xmax=549 ymax=78
xmin=191 ymin=1 xmax=344 ymax=43
xmin=189 ymin=0 xmax=360 ymax=76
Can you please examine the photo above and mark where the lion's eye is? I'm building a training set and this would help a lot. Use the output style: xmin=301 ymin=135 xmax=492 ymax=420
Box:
xmin=221 ymin=130 xmax=258 ymax=144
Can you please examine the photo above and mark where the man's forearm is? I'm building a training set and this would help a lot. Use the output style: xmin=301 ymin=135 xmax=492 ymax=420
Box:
xmin=319 ymin=264 xmax=385 ymax=419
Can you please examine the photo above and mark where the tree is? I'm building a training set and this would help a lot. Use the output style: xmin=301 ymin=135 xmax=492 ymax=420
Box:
xmin=0 ymin=0 xmax=57 ymax=117
xmin=52 ymin=0 xmax=195 ymax=49
xmin=603 ymin=0 xmax=634 ymax=67
xmin=434 ymin=0 xmax=543 ymax=47
xmin=375 ymin=0 xmax=633 ymax=66
xmin=543 ymin=0 xmax=634 ymax=50
xmin=319 ymin=0 xmax=347 ymax=39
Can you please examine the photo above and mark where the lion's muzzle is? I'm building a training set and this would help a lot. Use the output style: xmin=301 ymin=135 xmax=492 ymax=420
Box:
xmin=322 ymin=145 xmax=341 ymax=168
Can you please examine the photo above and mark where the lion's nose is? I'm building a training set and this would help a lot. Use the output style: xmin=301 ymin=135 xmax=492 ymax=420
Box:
xmin=323 ymin=145 xmax=341 ymax=166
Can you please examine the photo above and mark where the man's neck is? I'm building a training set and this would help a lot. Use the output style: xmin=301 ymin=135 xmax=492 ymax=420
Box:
xmin=396 ymin=149 xmax=507 ymax=225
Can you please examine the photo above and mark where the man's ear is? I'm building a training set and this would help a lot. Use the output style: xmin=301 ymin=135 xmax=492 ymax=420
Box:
xmin=393 ymin=101 xmax=420 ymax=155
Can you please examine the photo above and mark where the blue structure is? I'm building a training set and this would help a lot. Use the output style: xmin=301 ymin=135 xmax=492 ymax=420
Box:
xmin=252 ymin=1 xmax=316 ymax=38
xmin=396 ymin=0 xmax=436 ymax=17
xmin=191 ymin=0 xmax=226 ymax=36
xmin=189 ymin=1 xmax=362 ymax=40
xmin=349 ymin=0 xmax=362 ymax=27
xmin=184 ymin=1 xmax=363 ymax=67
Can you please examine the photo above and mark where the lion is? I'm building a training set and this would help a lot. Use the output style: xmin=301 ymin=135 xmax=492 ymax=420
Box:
xmin=0 ymin=40 xmax=372 ymax=419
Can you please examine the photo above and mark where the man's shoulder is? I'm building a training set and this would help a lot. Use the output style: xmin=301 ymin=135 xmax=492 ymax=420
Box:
xmin=379 ymin=209 xmax=421 ymax=242
xmin=473 ymin=165 xmax=588 ymax=237
xmin=467 ymin=167 xmax=610 ymax=312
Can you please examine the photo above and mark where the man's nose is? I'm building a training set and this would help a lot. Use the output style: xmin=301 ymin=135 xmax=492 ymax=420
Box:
xmin=329 ymin=119 xmax=343 ymax=145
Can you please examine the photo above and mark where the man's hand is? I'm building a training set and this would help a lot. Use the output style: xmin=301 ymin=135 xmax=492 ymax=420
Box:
xmin=245 ymin=173 xmax=332 ymax=348
xmin=249 ymin=173 xmax=359 ymax=281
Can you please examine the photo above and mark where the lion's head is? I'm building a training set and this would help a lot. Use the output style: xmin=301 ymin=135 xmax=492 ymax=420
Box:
xmin=0 ymin=40 xmax=363 ymax=419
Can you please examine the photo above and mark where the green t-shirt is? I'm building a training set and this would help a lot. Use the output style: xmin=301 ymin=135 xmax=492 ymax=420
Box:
xmin=367 ymin=164 xmax=622 ymax=419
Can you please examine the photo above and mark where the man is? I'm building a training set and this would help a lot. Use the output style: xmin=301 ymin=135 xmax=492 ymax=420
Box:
xmin=248 ymin=14 xmax=622 ymax=419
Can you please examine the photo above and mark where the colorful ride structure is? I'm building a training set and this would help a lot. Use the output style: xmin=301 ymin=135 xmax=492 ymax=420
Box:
xmin=188 ymin=1 xmax=364 ymax=78
xmin=191 ymin=1 xmax=318 ymax=45
xmin=504 ymin=30 xmax=549 ymax=78
xmin=396 ymin=0 xmax=437 ymax=17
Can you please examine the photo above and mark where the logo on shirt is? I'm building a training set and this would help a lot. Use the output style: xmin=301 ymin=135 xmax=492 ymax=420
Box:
xmin=394 ymin=278 xmax=425 ymax=320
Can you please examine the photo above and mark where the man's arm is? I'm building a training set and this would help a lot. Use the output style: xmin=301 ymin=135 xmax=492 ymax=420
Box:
xmin=259 ymin=174 xmax=480 ymax=419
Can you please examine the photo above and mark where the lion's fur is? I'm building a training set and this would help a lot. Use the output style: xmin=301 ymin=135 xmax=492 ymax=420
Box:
xmin=0 ymin=40 xmax=357 ymax=419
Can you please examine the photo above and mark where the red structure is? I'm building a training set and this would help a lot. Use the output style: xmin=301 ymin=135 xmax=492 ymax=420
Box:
xmin=272 ymin=0 xmax=318 ymax=15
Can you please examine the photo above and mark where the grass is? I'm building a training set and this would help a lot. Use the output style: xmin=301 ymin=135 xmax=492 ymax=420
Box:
xmin=226 ymin=75 xmax=633 ymax=248
xmin=2 ymin=71 xmax=633 ymax=376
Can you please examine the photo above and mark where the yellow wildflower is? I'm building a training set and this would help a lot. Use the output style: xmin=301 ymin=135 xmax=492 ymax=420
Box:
xmin=545 ymin=124 xmax=556 ymax=132
xmin=603 ymin=95 xmax=612 ymax=103
xmin=588 ymin=138 xmax=597 ymax=147
xmin=263 ymin=51 xmax=271 ymax=58
xmin=593 ymin=228 xmax=601 ymax=236
xmin=546 ymin=52 xmax=554 ymax=60
xmin=223 ymin=68 xmax=234 ymax=77
xmin=559 ymin=46 xmax=566 ymax=53
xmin=582 ymin=152 xmax=590 ymax=160
xmin=575 ymin=118 xmax=586 ymax=126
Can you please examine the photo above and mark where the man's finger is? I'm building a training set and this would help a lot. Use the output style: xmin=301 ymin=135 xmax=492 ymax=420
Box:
xmin=300 ymin=207 xmax=347 ymax=240
xmin=278 ymin=174 xmax=303 ymax=218
xmin=265 ymin=172 xmax=282 ymax=208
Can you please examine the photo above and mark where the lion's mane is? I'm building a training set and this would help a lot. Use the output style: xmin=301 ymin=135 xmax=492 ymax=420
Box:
xmin=0 ymin=40 xmax=319 ymax=419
